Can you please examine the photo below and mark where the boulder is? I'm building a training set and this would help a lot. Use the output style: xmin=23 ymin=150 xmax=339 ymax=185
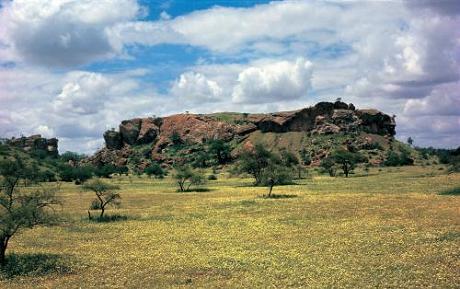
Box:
xmin=119 ymin=118 xmax=142 ymax=145
xmin=103 ymin=130 xmax=123 ymax=150
xmin=137 ymin=118 xmax=159 ymax=144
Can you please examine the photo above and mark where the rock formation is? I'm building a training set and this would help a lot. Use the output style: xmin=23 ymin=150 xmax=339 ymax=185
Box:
xmin=88 ymin=101 xmax=396 ymax=167
xmin=6 ymin=134 xmax=58 ymax=157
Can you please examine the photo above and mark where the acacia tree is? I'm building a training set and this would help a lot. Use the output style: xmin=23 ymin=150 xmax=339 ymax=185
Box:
xmin=83 ymin=179 xmax=120 ymax=219
xmin=173 ymin=165 xmax=206 ymax=192
xmin=0 ymin=157 xmax=60 ymax=265
xmin=237 ymin=144 xmax=294 ymax=194
xmin=208 ymin=139 xmax=232 ymax=165
xmin=261 ymin=163 xmax=294 ymax=197
xmin=320 ymin=157 xmax=336 ymax=177
xmin=331 ymin=150 xmax=367 ymax=177
xmin=237 ymin=144 xmax=272 ymax=185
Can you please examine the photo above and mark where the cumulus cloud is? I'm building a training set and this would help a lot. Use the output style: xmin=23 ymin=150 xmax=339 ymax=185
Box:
xmin=171 ymin=72 xmax=223 ymax=103
xmin=0 ymin=0 xmax=142 ymax=67
xmin=232 ymin=58 xmax=312 ymax=104
xmin=0 ymin=67 xmax=163 ymax=153
xmin=404 ymin=82 xmax=460 ymax=116
xmin=1 ymin=0 xmax=459 ymax=151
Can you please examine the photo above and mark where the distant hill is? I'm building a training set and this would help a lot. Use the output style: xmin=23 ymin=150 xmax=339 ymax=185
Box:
xmin=85 ymin=101 xmax=413 ymax=170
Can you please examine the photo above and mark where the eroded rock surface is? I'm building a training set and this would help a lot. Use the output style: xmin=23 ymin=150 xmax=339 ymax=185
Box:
xmin=90 ymin=101 xmax=396 ymax=167
xmin=6 ymin=134 xmax=58 ymax=157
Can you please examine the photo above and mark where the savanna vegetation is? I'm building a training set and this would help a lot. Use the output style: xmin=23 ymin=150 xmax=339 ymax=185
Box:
xmin=0 ymin=139 xmax=459 ymax=288
xmin=0 ymin=154 xmax=458 ymax=288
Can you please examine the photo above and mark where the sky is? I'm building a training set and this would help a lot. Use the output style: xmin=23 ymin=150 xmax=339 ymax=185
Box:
xmin=0 ymin=0 xmax=459 ymax=154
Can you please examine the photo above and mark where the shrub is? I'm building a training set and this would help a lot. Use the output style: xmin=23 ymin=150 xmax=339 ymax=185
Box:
xmin=384 ymin=150 xmax=414 ymax=167
xmin=144 ymin=163 xmax=166 ymax=178
xmin=58 ymin=165 xmax=93 ymax=184
xmin=173 ymin=165 xmax=207 ymax=192
xmin=94 ymin=164 xmax=119 ymax=178
xmin=438 ymin=187 xmax=460 ymax=196
xmin=208 ymin=139 xmax=232 ymax=165
xmin=207 ymin=174 xmax=217 ymax=180
xmin=300 ymin=149 xmax=312 ymax=165
xmin=60 ymin=151 xmax=86 ymax=162
xmin=320 ymin=157 xmax=336 ymax=177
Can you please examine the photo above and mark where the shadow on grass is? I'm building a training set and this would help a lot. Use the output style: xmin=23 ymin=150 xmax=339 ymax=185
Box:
xmin=88 ymin=214 xmax=129 ymax=223
xmin=438 ymin=187 xmax=460 ymax=196
xmin=260 ymin=194 xmax=298 ymax=199
xmin=0 ymin=253 xmax=72 ymax=279
xmin=177 ymin=188 xmax=213 ymax=193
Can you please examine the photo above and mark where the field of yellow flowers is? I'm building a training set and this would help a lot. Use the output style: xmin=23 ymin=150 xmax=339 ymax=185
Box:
xmin=1 ymin=166 xmax=459 ymax=288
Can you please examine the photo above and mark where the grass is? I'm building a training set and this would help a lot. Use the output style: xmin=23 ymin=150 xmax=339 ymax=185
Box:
xmin=0 ymin=165 xmax=459 ymax=288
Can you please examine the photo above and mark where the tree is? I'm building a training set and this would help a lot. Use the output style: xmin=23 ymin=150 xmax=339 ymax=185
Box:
xmin=0 ymin=157 xmax=60 ymax=265
xmin=237 ymin=144 xmax=273 ymax=185
xmin=173 ymin=165 xmax=206 ymax=192
xmin=320 ymin=157 xmax=336 ymax=177
xmin=261 ymin=163 xmax=294 ymax=197
xmin=407 ymin=137 xmax=414 ymax=146
xmin=94 ymin=164 xmax=119 ymax=178
xmin=331 ymin=150 xmax=365 ymax=178
xmin=60 ymin=151 xmax=86 ymax=162
xmin=82 ymin=179 xmax=120 ymax=219
xmin=236 ymin=144 xmax=294 ymax=188
xmin=144 ymin=163 xmax=166 ymax=179
xmin=58 ymin=164 xmax=93 ymax=184
xmin=300 ymin=149 xmax=312 ymax=165
xmin=208 ymin=139 xmax=232 ymax=165
xmin=170 ymin=131 xmax=183 ymax=146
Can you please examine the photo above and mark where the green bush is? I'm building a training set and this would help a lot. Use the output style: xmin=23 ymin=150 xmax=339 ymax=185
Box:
xmin=438 ymin=187 xmax=460 ymax=196
xmin=144 ymin=163 xmax=166 ymax=178
xmin=207 ymin=174 xmax=217 ymax=180
xmin=0 ymin=253 xmax=71 ymax=278
xmin=58 ymin=165 xmax=93 ymax=184
xmin=173 ymin=164 xmax=207 ymax=192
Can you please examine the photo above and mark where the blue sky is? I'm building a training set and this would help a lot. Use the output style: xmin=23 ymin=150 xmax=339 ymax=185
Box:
xmin=0 ymin=0 xmax=459 ymax=153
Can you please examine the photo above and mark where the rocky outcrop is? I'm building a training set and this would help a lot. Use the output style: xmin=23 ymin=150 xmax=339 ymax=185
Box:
xmin=6 ymin=135 xmax=58 ymax=157
xmin=104 ymin=130 xmax=123 ymax=150
xmin=91 ymin=101 xmax=396 ymax=167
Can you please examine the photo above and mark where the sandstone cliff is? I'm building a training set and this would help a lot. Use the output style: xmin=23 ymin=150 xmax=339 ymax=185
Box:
xmin=89 ymin=101 xmax=396 ymax=168
xmin=5 ymin=134 xmax=58 ymax=157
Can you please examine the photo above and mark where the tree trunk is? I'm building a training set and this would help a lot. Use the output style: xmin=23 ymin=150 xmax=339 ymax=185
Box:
xmin=100 ymin=207 xmax=105 ymax=219
xmin=268 ymin=185 xmax=273 ymax=197
xmin=0 ymin=237 xmax=9 ymax=266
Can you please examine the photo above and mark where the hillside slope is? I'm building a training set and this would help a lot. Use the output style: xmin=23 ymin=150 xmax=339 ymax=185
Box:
xmin=86 ymin=101 xmax=412 ymax=169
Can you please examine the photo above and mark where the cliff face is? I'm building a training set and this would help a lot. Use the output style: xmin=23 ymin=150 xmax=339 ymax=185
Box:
xmin=5 ymin=134 xmax=59 ymax=157
xmin=91 ymin=101 xmax=396 ymax=167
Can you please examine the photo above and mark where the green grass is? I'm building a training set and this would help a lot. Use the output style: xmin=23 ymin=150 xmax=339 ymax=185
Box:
xmin=1 ymin=166 xmax=459 ymax=288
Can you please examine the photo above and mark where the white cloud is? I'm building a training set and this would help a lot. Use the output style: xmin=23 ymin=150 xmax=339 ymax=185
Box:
xmin=232 ymin=58 xmax=312 ymax=104
xmin=0 ymin=67 xmax=164 ymax=153
xmin=404 ymin=81 xmax=460 ymax=116
xmin=0 ymin=0 xmax=142 ymax=67
xmin=171 ymin=72 xmax=223 ymax=103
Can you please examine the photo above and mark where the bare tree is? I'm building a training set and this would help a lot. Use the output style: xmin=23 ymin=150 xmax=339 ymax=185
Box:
xmin=83 ymin=179 xmax=120 ymax=219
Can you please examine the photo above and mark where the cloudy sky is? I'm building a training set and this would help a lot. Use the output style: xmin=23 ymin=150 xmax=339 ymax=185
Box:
xmin=0 ymin=0 xmax=459 ymax=153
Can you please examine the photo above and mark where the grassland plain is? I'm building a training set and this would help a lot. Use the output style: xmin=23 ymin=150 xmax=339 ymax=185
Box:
xmin=0 ymin=166 xmax=459 ymax=288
